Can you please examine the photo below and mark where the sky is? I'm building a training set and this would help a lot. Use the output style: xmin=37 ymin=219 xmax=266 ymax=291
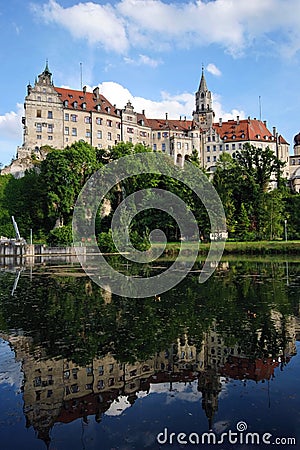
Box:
xmin=1 ymin=0 xmax=300 ymax=166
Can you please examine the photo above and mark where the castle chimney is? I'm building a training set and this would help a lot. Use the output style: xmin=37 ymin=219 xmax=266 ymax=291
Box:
xmin=142 ymin=109 xmax=145 ymax=115
xmin=237 ymin=115 xmax=240 ymax=125
xmin=166 ymin=113 xmax=168 ymax=121
xmin=184 ymin=116 xmax=186 ymax=121
xmin=219 ymin=118 xmax=222 ymax=127
xmin=273 ymin=126 xmax=277 ymax=136
xmin=93 ymin=87 xmax=99 ymax=99
xmin=263 ymin=120 xmax=267 ymax=127
xmin=180 ymin=115 xmax=182 ymax=121
xmin=83 ymin=85 xmax=87 ymax=94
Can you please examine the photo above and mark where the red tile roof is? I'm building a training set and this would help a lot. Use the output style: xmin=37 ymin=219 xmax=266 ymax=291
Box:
xmin=220 ymin=356 xmax=279 ymax=381
xmin=213 ymin=118 xmax=275 ymax=143
xmin=54 ymin=87 xmax=119 ymax=117
xmin=147 ymin=118 xmax=193 ymax=132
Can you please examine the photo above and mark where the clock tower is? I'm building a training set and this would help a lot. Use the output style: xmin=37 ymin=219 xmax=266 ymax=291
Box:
xmin=193 ymin=67 xmax=214 ymax=130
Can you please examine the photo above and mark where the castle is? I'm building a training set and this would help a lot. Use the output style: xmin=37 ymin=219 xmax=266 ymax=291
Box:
xmin=3 ymin=63 xmax=297 ymax=187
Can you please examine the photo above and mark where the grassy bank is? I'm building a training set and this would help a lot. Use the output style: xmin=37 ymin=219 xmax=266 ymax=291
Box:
xmin=163 ymin=240 xmax=300 ymax=256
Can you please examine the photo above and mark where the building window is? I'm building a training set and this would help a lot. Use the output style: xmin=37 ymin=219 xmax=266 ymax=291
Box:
xmin=238 ymin=143 xmax=242 ymax=149
xmin=48 ymin=136 xmax=53 ymax=140
xmin=36 ymin=110 xmax=41 ymax=118
xmin=207 ymin=146 xmax=210 ymax=152
xmin=163 ymin=132 xmax=168 ymax=138
xmin=48 ymin=111 xmax=53 ymax=119
xmin=213 ymin=145 xmax=216 ymax=152
xmin=96 ymin=117 xmax=102 ymax=125
xmin=207 ymin=156 xmax=210 ymax=162
xmin=82 ymin=102 xmax=87 ymax=110
xmin=37 ymin=96 xmax=41 ymax=101
xmin=153 ymin=144 xmax=157 ymax=151
xmin=97 ymin=130 xmax=102 ymax=139
xmin=36 ymin=123 xmax=42 ymax=132
xmin=37 ymin=135 xmax=42 ymax=140
xmin=72 ymin=128 xmax=77 ymax=136
xmin=116 ymin=122 xmax=121 ymax=129
xmin=86 ymin=130 xmax=91 ymax=138
xmin=65 ymin=127 xmax=69 ymax=135
xmin=108 ymin=378 xmax=115 ymax=387
xmin=225 ymin=144 xmax=229 ymax=151
xmin=185 ymin=143 xmax=189 ymax=150
xmin=213 ymin=156 xmax=216 ymax=162
xmin=98 ymin=380 xmax=104 ymax=390
xmin=71 ymin=114 xmax=77 ymax=122
xmin=108 ymin=132 xmax=112 ymax=140
xmin=219 ymin=145 xmax=223 ymax=151
xmin=71 ymin=384 xmax=79 ymax=393
xmin=107 ymin=120 xmax=112 ymax=127
xmin=73 ymin=101 xmax=78 ymax=109
xmin=177 ymin=142 xmax=181 ymax=149
xmin=64 ymin=100 xmax=68 ymax=107
xmin=207 ymin=136 xmax=211 ymax=142
xmin=65 ymin=113 xmax=69 ymax=121
xmin=232 ymin=144 xmax=235 ymax=150
xmin=84 ymin=116 xmax=91 ymax=124
xmin=212 ymin=135 xmax=216 ymax=142
xmin=117 ymin=134 xmax=121 ymax=141
xmin=162 ymin=143 xmax=166 ymax=152
xmin=48 ymin=124 xmax=53 ymax=133
xmin=127 ymin=127 xmax=134 ymax=133
xmin=157 ymin=132 xmax=161 ymax=139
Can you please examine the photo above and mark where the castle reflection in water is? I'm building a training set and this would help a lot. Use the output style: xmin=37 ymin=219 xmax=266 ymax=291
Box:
xmin=4 ymin=310 xmax=299 ymax=448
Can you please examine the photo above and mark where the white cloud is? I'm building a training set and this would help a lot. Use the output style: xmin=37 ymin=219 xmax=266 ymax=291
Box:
xmin=96 ymin=80 xmax=244 ymax=122
xmin=212 ymin=93 xmax=245 ymax=122
xmin=206 ymin=63 xmax=221 ymax=77
xmin=0 ymin=104 xmax=23 ymax=140
xmin=31 ymin=0 xmax=129 ymax=53
xmin=0 ymin=104 xmax=23 ymax=166
xmin=31 ymin=0 xmax=300 ymax=58
xmin=124 ymin=54 xmax=162 ymax=68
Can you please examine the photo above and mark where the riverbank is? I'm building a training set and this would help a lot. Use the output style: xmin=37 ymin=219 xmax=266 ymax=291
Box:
xmin=164 ymin=240 xmax=300 ymax=255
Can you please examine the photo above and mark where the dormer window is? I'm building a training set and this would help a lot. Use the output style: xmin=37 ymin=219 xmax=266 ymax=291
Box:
xmin=256 ymin=134 xmax=260 ymax=139
xmin=241 ymin=133 xmax=245 ymax=138
xmin=232 ymin=135 xmax=236 ymax=139
xmin=73 ymin=101 xmax=78 ymax=109
xmin=106 ymin=106 xmax=111 ymax=113
xmin=264 ymin=135 xmax=268 ymax=140
xmin=223 ymin=136 xmax=227 ymax=140
xmin=82 ymin=102 xmax=86 ymax=109
xmin=64 ymin=100 xmax=68 ymax=107
xmin=96 ymin=104 xmax=101 ymax=111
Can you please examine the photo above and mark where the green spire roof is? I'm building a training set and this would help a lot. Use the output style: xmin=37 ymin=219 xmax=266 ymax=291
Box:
xmin=44 ymin=60 xmax=52 ymax=76
xmin=198 ymin=66 xmax=207 ymax=92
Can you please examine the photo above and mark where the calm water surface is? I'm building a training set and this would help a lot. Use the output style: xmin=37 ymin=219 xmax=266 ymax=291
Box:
xmin=0 ymin=258 xmax=299 ymax=450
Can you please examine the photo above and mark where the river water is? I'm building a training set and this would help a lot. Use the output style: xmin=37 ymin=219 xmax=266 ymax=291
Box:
xmin=0 ymin=258 xmax=299 ymax=449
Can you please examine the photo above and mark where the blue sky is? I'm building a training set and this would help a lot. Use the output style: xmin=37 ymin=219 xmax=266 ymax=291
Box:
xmin=1 ymin=0 xmax=300 ymax=166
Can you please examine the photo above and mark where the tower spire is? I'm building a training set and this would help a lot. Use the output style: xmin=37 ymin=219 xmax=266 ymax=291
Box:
xmin=193 ymin=66 xmax=214 ymax=129
xmin=198 ymin=65 xmax=208 ymax=92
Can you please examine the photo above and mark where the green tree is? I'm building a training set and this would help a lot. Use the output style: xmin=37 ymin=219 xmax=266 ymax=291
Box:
xmin=40 ymin=141 xmax=100 ymax=228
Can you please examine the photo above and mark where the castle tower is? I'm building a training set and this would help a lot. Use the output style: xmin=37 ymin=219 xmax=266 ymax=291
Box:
xmin=193 ymin=67 xmax=215 ymax=130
